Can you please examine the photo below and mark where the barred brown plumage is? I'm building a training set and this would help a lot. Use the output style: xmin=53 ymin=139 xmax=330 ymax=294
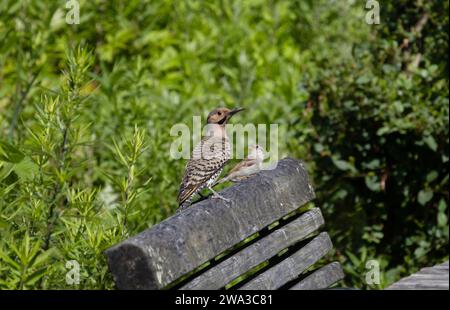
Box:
xmin=177 ymin=107 xmax=244 ymax=210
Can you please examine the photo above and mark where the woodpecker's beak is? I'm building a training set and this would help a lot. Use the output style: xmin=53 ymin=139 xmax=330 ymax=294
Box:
xmin=228 ymin=107 xmax=245 ymax=117
xmin=218 ymin=107 xmax=245 ymax=125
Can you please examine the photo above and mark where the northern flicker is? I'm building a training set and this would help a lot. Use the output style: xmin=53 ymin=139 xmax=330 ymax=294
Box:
xmin=215 ymin=144 xmax=265 ymax=184
xmin=177 ymin=107 xmax=244 ymax=210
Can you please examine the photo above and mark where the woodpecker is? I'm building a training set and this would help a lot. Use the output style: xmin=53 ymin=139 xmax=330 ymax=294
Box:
xmin=177 ymin=107 xmax=244 ymax=210
xmin=216 ymin=144 xmax=265 ymax=184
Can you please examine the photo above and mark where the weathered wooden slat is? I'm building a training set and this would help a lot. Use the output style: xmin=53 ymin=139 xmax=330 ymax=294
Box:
xmin=105 ymin=158 xmax=315 ymax=289
xmin=239 ymin=232 xmax=333 ymax=290
xmin=420 ymin=264 xmax=449 ymax=270
xmin=387 ymin=282 xmax=449 ymax=290
xmin=416 ymin=267 xmax=448 ymax=275
xmin=180 ymin=208 xmax=324 ymax=290
xmin=404 ymin=274 xmax=449 ymax=281
xmin=387 ymin=260 xmax=449 ymax=290
xmin=289 ymin=262 xmax=344 ymax=290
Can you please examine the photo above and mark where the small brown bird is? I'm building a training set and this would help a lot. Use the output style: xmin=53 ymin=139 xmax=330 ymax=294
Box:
xmin=177 ymin=107 xmax=244 ymax=210
xmin=216 ymin=144 xmax=265 ymax=184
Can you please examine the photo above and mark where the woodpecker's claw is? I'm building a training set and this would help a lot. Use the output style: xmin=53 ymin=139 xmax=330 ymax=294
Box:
xmin=212 ymin=193 xmax=230 ymax=203
xmin=177 ymin=200 xmax=194 ymax=212
xmin=208 ymin=187 xmax=231 ymax=203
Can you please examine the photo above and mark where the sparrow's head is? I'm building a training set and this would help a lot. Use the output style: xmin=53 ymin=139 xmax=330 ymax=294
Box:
xmin=248 ymin=144 xmax=265 ymax=162
xmin=207 ymin=107 xmax=244 ymax=126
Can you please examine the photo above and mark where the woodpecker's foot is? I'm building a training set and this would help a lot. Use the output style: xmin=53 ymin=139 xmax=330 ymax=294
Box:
xmin=212 ymin=193 xmax=231 ymax=203
xmin=177 ymin=201 xmax=192 ymax=212
xmin=232 ymin=178 xmax=245 ymax=183
xmin=236 ymin=175 xmax=254 ymax=182
xmin=208 ymin=188 xmax=230 ymax=203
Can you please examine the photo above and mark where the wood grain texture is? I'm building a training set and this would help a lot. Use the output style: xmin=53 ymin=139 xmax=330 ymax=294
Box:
xmin=180 ymin=208 xmax=324 ymax=290
xmin=105 ymin=158 xmax=315 ymax=289
xmin=289 ymin=261 xmax=344 ymax=290
xmin=239 ymin=232 xmax=333 ymax=290
xmin=387 ymin=261 xmax=449 ymax=290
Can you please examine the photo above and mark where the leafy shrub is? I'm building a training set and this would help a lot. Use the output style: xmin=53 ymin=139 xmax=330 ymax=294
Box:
xmin=290 ymin=0 xmax=449 ymax=288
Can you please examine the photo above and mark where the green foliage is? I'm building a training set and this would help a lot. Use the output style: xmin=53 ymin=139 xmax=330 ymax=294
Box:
xmin=0 ymin=0 xmax=448 ymax=289
xmin=289 ymin=0 xmax=449 ymax=289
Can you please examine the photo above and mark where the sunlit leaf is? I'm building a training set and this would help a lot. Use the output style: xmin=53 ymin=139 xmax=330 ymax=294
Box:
xmin=418 ymin=190 xmax=433 ymax=206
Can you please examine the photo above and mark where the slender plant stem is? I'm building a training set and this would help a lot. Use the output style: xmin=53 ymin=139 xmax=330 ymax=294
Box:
xmin=8 ymin=69 xmax=41 ymax=141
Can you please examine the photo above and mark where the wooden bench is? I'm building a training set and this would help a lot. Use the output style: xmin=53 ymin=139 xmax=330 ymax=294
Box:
xmin=386 ymin=261 xmax=449 ymax=290
xmin=105 ymin=158 xmax=344 ymax=290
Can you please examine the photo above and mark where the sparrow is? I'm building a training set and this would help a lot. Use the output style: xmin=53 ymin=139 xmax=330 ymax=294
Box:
xmin=216 ymin=144 xmax=265 ymax=184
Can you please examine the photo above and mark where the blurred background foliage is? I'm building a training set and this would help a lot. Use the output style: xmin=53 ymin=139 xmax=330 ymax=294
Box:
xmin=0 ymin=0 xmax=448 ymax=289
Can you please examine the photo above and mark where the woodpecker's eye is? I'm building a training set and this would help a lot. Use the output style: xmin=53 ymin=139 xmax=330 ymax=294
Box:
xmin=218 ymin=112 xmax=222 ymax=116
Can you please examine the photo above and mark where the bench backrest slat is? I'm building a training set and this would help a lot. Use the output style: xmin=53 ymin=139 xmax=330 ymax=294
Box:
xmin=180 ymin=207 xmax=324 ymax=290
xmin=239 ymin=232 xmax=332 ymax=290
xmin=289 ymin=262 xmax=344 ymax=290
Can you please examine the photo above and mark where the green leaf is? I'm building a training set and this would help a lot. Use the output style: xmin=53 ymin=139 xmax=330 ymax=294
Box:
xmin=423 ymin=135 xmax=438 ymax=152
xmin=112 ymin=139 xmax=128 ymax=167
xmin=0 ymin=162 xmax=15 ymax=182
xmin=365 ymin=159 xmax=380 ymax=170
xmin=33 ymin=248 xmax=57 ymax=267
xmin=376 ymin=126 xmax=390 ymax=136
xmin=346 ymin=251 xmax=361 ymax=267
xmin=360 ymin=247 xmax=367 ymax=263
xmin=414 ymin=241 xmax=430 ymax=258
xmin=365 ymin=175 xmax=381 ymax=192
xmin=438 ymin=212 xmax=448 ymax=227
xmin=425 ymin=171 xmax=438 ymax=183
xmin=0 ymin=218 xmax=8 ymax=229
xmin=332 ymin=156 xmax=357 ymax=173
xmin=393 ymin=101 xmax=404 ymax=113
xmin=437 ymin=199 xmax=448 ymax=227
xmin=438 ymin=199 xmax=447 ymax=212
xmin=314 ymin=143 xmax=324 ymax=153
xmin=27 ymin=241 xmax=44 ymax=268
xmin=13 ymin=157 xmax=39 ymax=181
xmin=221 ymin=66 xmax=238 ymax=79
xmin=333 ymin=189 xmax=348 ymax=200
xmin=417 ymin=190 xmax=433 ymax=206
xmin=0 ymin=248 xmax=20 ymax=270
xmin=356 ymin=75 xmax=370 ymax=84
xmin=25 ymin=267 xmax=48 ymax=286
xmin=414 ymin=247 xmax=427 ymax=258
xmin=0 ymin=140 xmax=25 ymax=163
